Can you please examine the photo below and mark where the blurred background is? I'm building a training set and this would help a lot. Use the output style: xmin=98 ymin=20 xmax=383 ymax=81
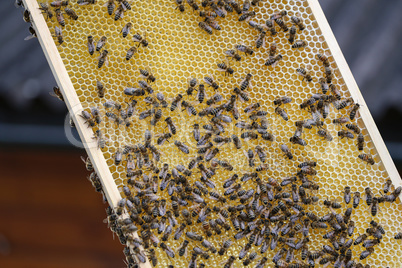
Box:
xmin=1 ymin=0 xmax=402 ymax=267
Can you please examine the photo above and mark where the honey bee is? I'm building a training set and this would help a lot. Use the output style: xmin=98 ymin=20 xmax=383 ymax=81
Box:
xmin=175 ymin=0 xmax=185 ymax=11
xmin=238 ymin=11 xmax=256 ymax=22
xmin=255 ymin=30 xmax=267 ymax=49
xmin=181 ymin=100 xmax=197 ymax=116
xmin=230 ymin=134 xmax=242 ymax=149
xmin=317 ymin=77 xmax=329 ymax=94
xmin=118 ymin=22 xmax=133 ymax=38
xmin=81 ymin=155 xmax=93 ymax=171
xmin=216 ymin=62 xmax=234 ymax=76
xmin=95 ymin=36 xmax=107 ymax=52
xmin=332 ymin=117 xmax=349 ymax=125
xmin=316 ymin=53 xmax=330 ymax=67
xmin=291 ymin=16 xmax=305 ymax=31
xmin=265 ymin=54 xmax=282 ymax=66
xmin=369 ymin=197 xmax=379 ymax=216
xmin=273 ymin=96 xmax=292 ymax=106
xmin=360 ymin=248 xmax=374 ymax=260
xmin=24 ymin=25 xmax=37 ymax=41
xmin=359 ymin=154 xmax=375 ymax=165
xmin=349 ymin=103 xmax=360 ymax=120
xmin=280 ymin=144 xmax=293 ymax=160
xmin=224 ymin=49 xmax=242 ymax=62
xmin=395 ymin=232 xmax=402 ymax=239
xmin=160 ymin=242 xmax=175 ymax=258
xmin=352 ymin=191 xmax=361 ymax=208
xmin=204 ymin=75 xmax=219 ymax=90
xmin=210 ymin=2 xmax=227 ymax=17
xmin=382 ymin=179 xmax=392 ymax=194
xmin=140 ymin=67 xmax=155 ymax=83
xmin=333 ymin=98 xmax=352 ymax=110
xmin=205 ymin=17 xmax=221 ymax=31
xmin=77 ymin=0 xmax=96 ymax=5
xmin=186 ymin=0 xmax=199 ymax=11
xmin=218 ymin=239 xmax=232 ymax=255
xmin=117 ymin=0 xmax=131 ymax=10
xmin=125 ymin=46 xmax=137 ymax=60
xmin=241 ymin=149 xmax=254 ymax=167
xmin=274 ymin=18 xmax=288 ymax=32
xmin=344 ymin=124 xmax=360 ymax=135
xmin=79 ymin=110 xmax=95 ymax=127
xmin=178 ymin=240 xmax=190 ymax=257
xmin=54 ymin=8 xmax=65 ymax=27
xmin=124 ymin=87 xmax=144 ymax=96
xmin=324 ymin=66 xmax=333 ymax=83
xmin=161 ymin=117 xmax=176 ymax=136
xmin=255 ymin=257 xmax=268 ymax=268
xmin=65 ymin=8 xmax=78 ymax=20
xmin=150 ymin=108 xmax=162 ymax=126
xmin=24 ymin=10 xmax=31 ymax=24
xmin=292 ymin=40 xmax=308 ymax=49
xmin=235 ymin=43 xmax=254 ymax=55
xmin=206 ymin=94 xmax=223 ymax=106
xmin=39 ymin=3 xmax=53 ymax=20
xmin=15 ymin=0 xmax=23 ymax=8
xmin=85 ymin=36 xmax=95 ymax=56
xmin=133 ymin=32 xmax=148 ymax=47
xmin=50 ymin=86 xmax=64 ymax=102
xmin=199 ymin=21 xmax=213 ymax=34
xmin=144 ymin=96 xmax=160 ymax=108
xmin=97 ymin=50 xmax=108 ymax=68
xmin=174 ymin=140 xmax=189 ymax=154
xmin=275 ymin=106 xmax=288 ymax=121
xmin=289 ymin=135 xmax=306 ymax=146
xmin=231 ymin=89 xmax=248 ymax=104
xmin=264 ymin=19 xmax=277 ymax=36
xmin=285 ymin=25 xmax=297 ymax=44
xmin=249 ymin=20 xmax=266 ymax=33
xmin=93 ymin=79 xmax=105 ymax=98
xmin=104 ymin=0 xmax=115 ymax=15
xmin=317 ymin=128 xmax=333 ymax=141
xmin=297 ymin=67 xmax=313 ymax=82
xmin=300 ymin=98 xmax=316 ymax=111
xmin=114 ymin=5 xmax=124 ymax=20
xmin=51 ymin=26 xmax=64 ymax=46
xmin=338 ymin=130 xmax=354 ymax=140
xmin=94 ymin=129 xmax=107 ymax=149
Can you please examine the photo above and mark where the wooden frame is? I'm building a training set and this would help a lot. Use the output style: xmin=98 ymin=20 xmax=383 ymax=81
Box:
xmin=22 ymin=0 xmax=152 ymax=267
xmin=22 ymin=0 xmax=401 ymax=267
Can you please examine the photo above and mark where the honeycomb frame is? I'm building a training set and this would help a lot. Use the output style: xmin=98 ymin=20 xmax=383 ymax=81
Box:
xmin=23 ymin=0 xmax=402 ymax=267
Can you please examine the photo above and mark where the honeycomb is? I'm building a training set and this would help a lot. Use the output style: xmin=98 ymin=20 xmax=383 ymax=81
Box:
xmin=32 ymin=0 xmax=402 ymax=267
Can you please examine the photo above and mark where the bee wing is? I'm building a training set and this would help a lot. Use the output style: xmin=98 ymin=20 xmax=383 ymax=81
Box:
xmin=24 ymin=34 xmax=36 ymax=41
xmin=224 ymin=50 xmax=235 ymax=57
xmin=217 ymin=66 xmax=227 ymax=72
xmin=49 ymin=91 xmax=62 ymax=100
xmin=120 ymin=2 xmax=128 ymax=10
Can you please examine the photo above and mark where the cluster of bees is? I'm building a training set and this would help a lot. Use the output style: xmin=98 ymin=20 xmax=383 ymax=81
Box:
xmin=15 ymin=0 xmax=37 ymax=40
xmin=21 ymin=0 xmax=402 ymax=267
xmin=16 ymin=0 xmax=79 ymax=44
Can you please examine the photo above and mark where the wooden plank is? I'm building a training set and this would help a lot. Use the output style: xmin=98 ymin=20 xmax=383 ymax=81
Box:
xmin=307 ymin=0 xmax=402 ymax=187
xmin=21 ymin=0 xmax=120 ymax=209
xmin=20 ymin=1 xmax=152 ymax=266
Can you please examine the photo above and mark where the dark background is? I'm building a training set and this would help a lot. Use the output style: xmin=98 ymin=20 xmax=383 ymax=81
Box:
xmin=1 ymin=0 xmax=402 ymax=267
